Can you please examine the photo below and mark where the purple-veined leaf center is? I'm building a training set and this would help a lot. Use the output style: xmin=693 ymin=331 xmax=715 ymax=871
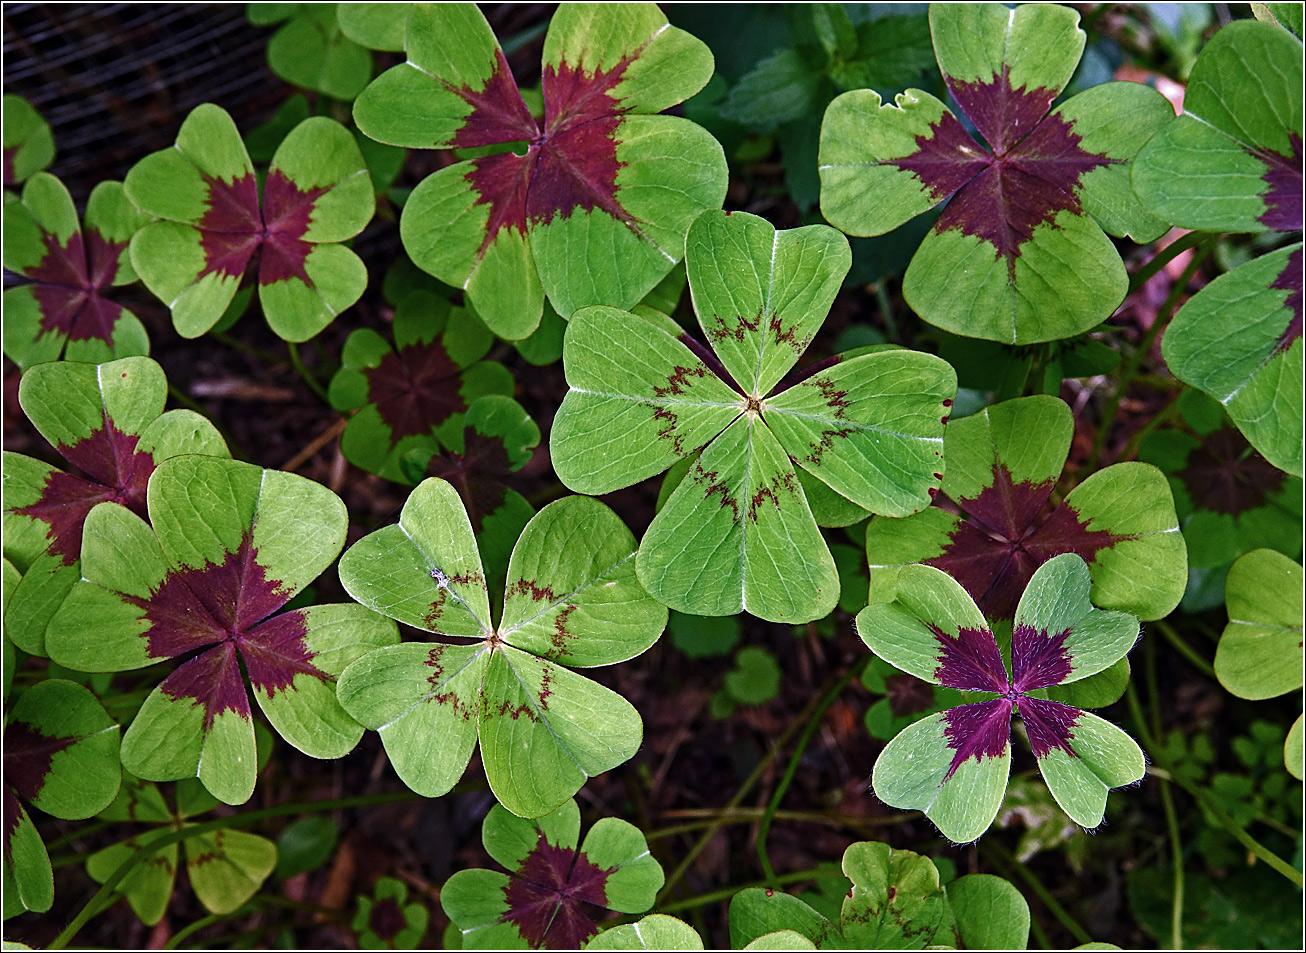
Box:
xmin=368 ymin=896 xmax=409 ymax=941
xmin=3 ymin=720 xmax=76 ymax=860
xmin=130 ymin=535 xmax=325 ymax=728
xmin=198 ymin=170 xmax=328 ymax=289
xmin=892 ymin=67 xmax=1117 ymax=277
xmin=11 ymin=419 xmax=155 ymax=566
xmin=1272 ymin=245 xmax=1303 ymax=355
xmin=1178 ymin=426 xmax=1287 ymax=515
xmin=1258 ymin=131 xmax=1303 ymax=233
xmin=363 ymin=339 xmax=468 ymax=440
xmin=426 ymin=428 xmax=512 ymax=532
xmin=450 ymin=47 xmax=640 ymax=256
xmin=502 ymin=832 xmax=612 ymax=949
xmin=933 ymin=620 xmax=1079 ymax=778
xmin=925 ymin=464 xmax=1122 ymax=619
xmin=25 ymin=226 xmax=130 ymax=344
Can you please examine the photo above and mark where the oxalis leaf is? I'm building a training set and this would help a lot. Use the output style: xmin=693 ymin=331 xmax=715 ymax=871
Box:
xmin=329 ymin=288 xmax=515 ymax=482
xmin=45 ymin=456 xmax=399 ymax=805
xmin=2 ymin=173 xmax=151 ymax=368
xmin=336 ymin=479 xmax=667 ymax=817
xmin=3 ymin=679 xmax=121 ymax=917
xmin=440 ymin=798 xmax=663 ymax=949
xmin=856 ymin=554 xmax=1146 ymax=842
xmin=354 ymin=2 xmax=727 ymax=338
xmin=248 ymin=4 xmax=373 ymax=101
xmin=124 ymin=103 xmax=374 ymax=342
xmin=85 ymin=771 xmax=277 ymax=924
xmin=1133 ymin=19 xmax=1302 ymax=234
xmin=551 ymin=209 xmax=956 ymax=624
xmin=819 ymin=3 xmax=1174 ymax=344
xmin=1214 ymin=548 xmax=1303 ymax=701
xmin=353 ymin=876 xmax=429 ymax=950
xmin=865 ymin=395 xmax=1187 ymax=622
xmin=1161 ymin=243 xmax=1304 ymax=477
xmin=728 ymin=840 xmax=1031 ymax=949
xmin=2 ymin=356 xmax=229 ymax=657
xmin=2 ymin=94 xmax=54 ymax=187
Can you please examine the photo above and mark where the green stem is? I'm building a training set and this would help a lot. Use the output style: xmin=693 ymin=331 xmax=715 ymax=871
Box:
xmin=287 ymin=341 xmax=330 ymax=404
xmin=655 ymin=665 xmax=855 ymax=904
xmin=1154 ymin=620 xmax=1216 ymax=680
xmin=1161 ymin=778 xmax=1185 ymax=950
xmin=982 ymin=840 xmax=1093 ymax=945
xmin=1028 ymin=912 xmax=1052 ymax=951
xmin=164 ymin=905 xmax=252 ymax=950
xmin=648 ymin=807 xmax=917 ymax=841
xmin=757 ymin=655 xmax=870 ymax=885
xmin=47 ymin=791 xmax=419 ymax=949
xmin=1127 ymin=231 xmax=1217 ymax=295
xmin=875 ymin=281 xmax=899 ymax=342
xmin=1118 ymin=391 xmax=1184 ymax=461
xmin=1125 ymin=684 xmax=1304 ymax=887
xmin=655 ymin=865 xmax=842 ymax=915
xmin=210 ymin=331 xmax=279 ymax=364
xmin=1090 ymin=235 xmax=1218 ymax=469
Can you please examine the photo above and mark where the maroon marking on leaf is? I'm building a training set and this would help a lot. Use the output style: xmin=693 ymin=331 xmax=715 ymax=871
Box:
xmin=654 ymin=365 xmax=707 ymax=398
xmin=931 ymin=622 xmax=1009 ymax=692
xmin=125 ymin=536 xmax=319 ymax=729
xmin=942 ymin=698 xmax=1012 ymax=780
xmin=12 ymin=421 xmax=155 ymax=565
xmin=23 ymin=228 xmax=133 ymax=346
xmin=690 ymin=459 xmax=739 ymax=522
xmin=706 ymin=311 xmax=762 ymax=345
xmin=369 ymin=896 xmax=409 ymax=942
xmin=428 ymin=428 xmax=514 ymax=533
xmin=1258 ymin=131 xmax=1303 ymax=233
xmin=465 ymin=150 xmax=534 ymax=254
xmin=1010 ymin=624 xmax=1073 ymax=693
xmin=648 ymin=405 xmax=692 ymax=457
xmin=802 ymin=426 xmax=856 ymax=467
xmin=679 ymin=332 xmax=745 ymax=396
xmin=364 ymin=339 xmax=468 ymax=441
xmin=198 ymin=172 xmax=262 ymax=280
xmin=525 ymin=117 xmax=627 ymax=227
xmin=507 ymin=579 xmax=559 ymax=603
xmin=768 ymin=312 xmax=811 ymax=353
xmin=885 ymin=671 xmax=937 ymax=717
xmin=2 ymin=146 xmax=15 ymax=186
xmin=927 ymin=465 xmax=1122 ymax=619
xmin=1015 ymin=695 xmax=1079 ymax=758
xmin=3 ymin=719 xmax=77 ymax=858
xmin=259 ymin=169 xmax=328 ymax=286
xmin=502 ymin=832 xmax=611 ymax=949
xmin=424 ymin=645 xmax=476 ymax=721
xmin=549 ymin=605 xmax=577 ymax=657
xmin=1272 ymin=246 xmax=1303 ymax=355
xmin=747 ymin=467 xmax=797 ymax=522
xmin=893 ymin=67 xmax=1116 ymax=276
xmin=1179 ymin=426 xmax=1287 ymax=515
xmin=447 ymin=48 xmax=539 ymax=150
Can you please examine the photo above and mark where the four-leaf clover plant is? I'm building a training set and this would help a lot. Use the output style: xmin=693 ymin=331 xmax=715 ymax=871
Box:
xmin=551 ymin=209 xmax=957 ymax=624
xmin=857 ymin=554 xmax=1146 ymax=842
xmin=336 ymin=479 xmax=667 ymax=818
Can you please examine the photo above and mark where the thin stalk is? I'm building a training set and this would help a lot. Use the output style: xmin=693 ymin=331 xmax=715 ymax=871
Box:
xmin=1090 ymin=235 xmax=1218 ymax=468
xmin=655 ymin=865 xmax=843 ymax=915
xmin=655 ymin=665 xmax=855 ymax=904
xmin=1028 ymin=913 xmax=1052 ymax=951
xmin=1126 ymin=684 xmax=1304 ymax=887
xmin=1127 ymin=231 xmax=1216 ymax=295
xmin=1154 ymin=620 xmax=1216 ymax=680
xmin=210 ymin=331 xmax=279 ymax=364
xmin=757 ymin=655 xmax=870 ymax=885
xmin=874 ymin=281 xmax=899 ymax=342
xmin=287 ymin=341 xmax=330 ymax=404
xmin=164 ymin=904 xmax=252 ymax=950
xmin=47 ymin=791 xmax=419 ymax=949
xmin=982 ymin=840 xmax=1093 ymax=945
xmin=1118 ymin=391 xmax=1184 ymax=461
xmin=1147 ymin=638 xmax=1185 ymax=951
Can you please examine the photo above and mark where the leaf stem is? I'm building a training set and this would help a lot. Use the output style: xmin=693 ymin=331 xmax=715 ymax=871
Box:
xmin=287 ymin=341 xmax=331 ymax=404
xmin=655 ymin=864 xmax=843 ymax=915
xmin=756 ymin=655 xmax=870 ymax=885
xmin=1127 ymin=231 xmax=1216 ymax=296
xmin=1125 ymin=683 xmax=1304 ymax=887
xmin=47 ymin=791 xmax=420 ymax=949
xmin=1154 ymin=620 xmax=1216 ymax=680
xmin=1090 ymin=234 xmax=1219 ymax=469
xmin=874 ymin=281 xmax=899 ymax=342
xmin=1117 ymin=390 xmax=1184 ymax=461
xmin=1147 ymin=637 xmax=1186 ymax=951
xmin=655 ymin=663 xmax=859 ymax=904
xmin=981 ymin=839 xmax=1093 ymax=945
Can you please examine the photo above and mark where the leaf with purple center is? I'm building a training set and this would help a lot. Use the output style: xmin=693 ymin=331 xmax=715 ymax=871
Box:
xmin=336 ymin=479 xmax=666 ymax=818
xmin=352 ymin=876 xmax=429 ymax=950
xmin=44 ymin=455 xmax=399 ymax=805
xmin=551 ymin=210 xmax=956 ymax=623
xmin=440 ymin=798 xmax=662 ymax=949
xmin=248 ymin=4 xmax=373 ymax=101
xmin=1214 ymin=549 xmax=1303 ymax=703
xmin=2 ymin=356 xmax=228 ymax=657
xmin=329 ymin=288 xmax=514 ymax=483
xmin=864 ymin=395 xmax=1187 ymax=622
xmin=1161 ymin=242 xmax=1304 ymax=477
xmin=1138 ymin=391 xmax=1301 ymax=575
xmin=85 ymin=771 xmax=277 ymax=925
xmin=856 ymin=554 xmax=1145 ymax=842
xmin=819 ymin=3 xmax=1175 ymax=344
xmin=2 ymin=94 xmax=54 ymax=188
xmin=355 ymin=2 xmax=727 ymax=338
xmin=124 ymin=103 xmax=374 ymax=342
xmin=3 ymin=679 xmax=121 ymax=916
xmin=2 ymin=173 xmax=151 ymax=369
xmin=1133 ymin=19 xmax=1302 ymax=235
